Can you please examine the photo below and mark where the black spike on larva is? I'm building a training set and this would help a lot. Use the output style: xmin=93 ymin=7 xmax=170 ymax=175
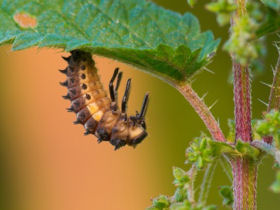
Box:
xmin=62 ymin=94 xmax=70 ymax=100
xmin=60 ymin=80 xmax=68 ymax=87
xmin=62 ymin=56 xmax=71 ymax=62
xmin=73 ymin=101 xmax=80 ymax=107
xmin=59 ymin=68 xmax=68 ymax=74
xmin=67 ymin=107 xmax=74 ymax=112
xmin=84 ymin=130 xmax=90 ymax=136
xmin=73 ymin=120 xmax=81 ymax=124
xmin=70 ymin=89 xmax=76 ymax=95
xmin=97 ymin=138 xmax=103 ymax=143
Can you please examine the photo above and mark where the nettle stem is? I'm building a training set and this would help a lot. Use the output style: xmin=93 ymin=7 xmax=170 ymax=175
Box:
xmin=176 ymin=83 xmax=226 ymax=142
xmin=231 ymin=0 xmax=258 ymax=209
xmin=231 ymin=157 xmax=258 ymax=210
xmin=233 ymin=63 xmax=252 ymax=142
xmin=232 ymin=62 xmax=257 ymax=210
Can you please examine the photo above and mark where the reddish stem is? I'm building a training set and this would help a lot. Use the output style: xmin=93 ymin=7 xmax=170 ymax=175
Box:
xmin=231 ymin=157 xmax=258 ymax=210
xmin=233 ymin=62 xmax=252 ymax=142
xmin=231 ymin=47 xmax=257 ymax=210
xmin=230 ymin=1 xmax=258 ymax=208
xmin=176 ymin=83 xmax=226 ymax=142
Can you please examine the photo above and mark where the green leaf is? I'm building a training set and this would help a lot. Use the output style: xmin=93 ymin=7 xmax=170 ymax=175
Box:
xmin=152 ymin=195 xmax=170 ymax=209
xmin=173 ymin=188 xmax=188 ymax=202
xmin=172 ymin=167 xmax=190 ymax=188
xmin=219 ymin=186 xmax=233 ymax=206
xmin=0 ymin=0 xmax=220 ymax=82
xmin=235 ymin=140 xmax=260 ymax=160
xmin=256 ymin=8 xmax=280 ymax=37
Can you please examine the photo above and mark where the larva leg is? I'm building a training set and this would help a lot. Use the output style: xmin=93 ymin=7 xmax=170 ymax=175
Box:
xmin=110 ymin=79 xmax=132 ymax=150
xmin=121 ymin=79 xmax=131 ymax=113
xmin=138 ymin=93 xmax=149 ymax=129
xmin=109 ymin=68 xmax=119 ymax=102
xmin=95 ymin=69 xmax=123 ymax=142
xmin=109 ymin=67 xmax=122 ymax=111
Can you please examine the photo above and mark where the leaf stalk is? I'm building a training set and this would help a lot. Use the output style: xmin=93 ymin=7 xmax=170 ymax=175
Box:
xmin=176 ymin=83 xmax=226 ymax=142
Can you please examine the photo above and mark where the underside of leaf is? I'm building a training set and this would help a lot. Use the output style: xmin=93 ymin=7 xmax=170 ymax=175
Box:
xmin=0 ymin=0 xmax=220 ymax=82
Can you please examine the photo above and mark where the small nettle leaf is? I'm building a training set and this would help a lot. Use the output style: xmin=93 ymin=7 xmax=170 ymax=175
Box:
xmin=172 ymin=167 xmax=190 ymax=187
xmin=185 ymin=135 xmax=238 ymax=169
xmin=185 ymin=136 xmax=219 ymax=169
xmin=235 ymin=140 xmax=260 ymax=160
xmin=219 ymin=186 xmax=233 ymax=206
xmin=0 ymin=0 xmax=220 ymax=82
xmin=151 ymin=195 xmax=170 ymax=209
xmin=256 ymin=110 xmax=280 ymax=147
xmin=173 ymin=187 xmax=188 ymax=202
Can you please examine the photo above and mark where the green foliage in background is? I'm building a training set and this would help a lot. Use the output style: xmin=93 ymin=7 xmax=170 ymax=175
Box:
xmin=224 ymin=14 xmax=258 ymax=65
xmin=148 ymin=166 xmax=217 ymax=210
xmin=206 ymin=0 xmax=237 ymax=26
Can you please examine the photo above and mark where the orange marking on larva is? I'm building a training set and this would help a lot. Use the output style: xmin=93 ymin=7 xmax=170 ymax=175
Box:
xmin=87 ymin=103 xmax=99 ymax=115
xmin=92 ymin=111 xmax=104 ymax=121
xmin=60 ymin=50 xmax=149 ymax=150
xmin=13 ymin=12 xmax=37 ymax=28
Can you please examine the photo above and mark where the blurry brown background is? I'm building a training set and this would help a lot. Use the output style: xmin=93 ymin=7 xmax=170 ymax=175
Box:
xmin=0 ymin=0 xmax=279 ymax=209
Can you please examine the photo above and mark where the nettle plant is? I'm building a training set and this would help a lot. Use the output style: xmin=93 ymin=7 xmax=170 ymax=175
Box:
xmin=0 ymin=0 xmax=280 ymax=209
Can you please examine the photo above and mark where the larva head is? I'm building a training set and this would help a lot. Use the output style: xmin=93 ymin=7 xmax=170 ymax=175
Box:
xmin=110 ymin=112 xmax=147 ymax=150
xmin=128 ymin=120 xmax=147 ymax=147
xmin=110 ymin=93 xmax=149 ymax=150
xmin=129 ymin=93 xmax=149 ymax=147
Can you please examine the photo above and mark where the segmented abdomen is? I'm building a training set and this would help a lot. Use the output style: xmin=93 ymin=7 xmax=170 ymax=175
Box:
xmin=60 ymin=50 xmax=149 ymax=150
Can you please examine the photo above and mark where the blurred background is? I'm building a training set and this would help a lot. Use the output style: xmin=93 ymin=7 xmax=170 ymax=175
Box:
xmin=0 ymin=0 xmax=279 ymax=209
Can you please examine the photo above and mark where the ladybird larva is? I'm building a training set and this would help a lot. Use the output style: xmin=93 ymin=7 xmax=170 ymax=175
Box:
xmin=60 ymin=50 xmax=149 ymax=150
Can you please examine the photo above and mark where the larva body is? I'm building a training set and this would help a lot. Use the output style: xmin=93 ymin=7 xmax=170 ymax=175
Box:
xmin=60 ymin=50 xmax=148 ymax=150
